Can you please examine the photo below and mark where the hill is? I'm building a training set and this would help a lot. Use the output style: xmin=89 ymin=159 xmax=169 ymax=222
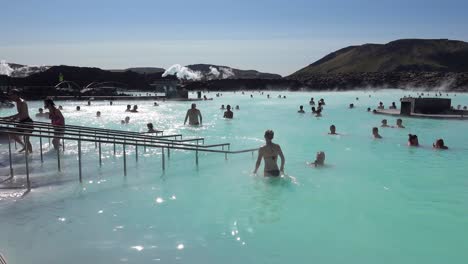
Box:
xmin=289 ymin=39 xmax=468 ymax=81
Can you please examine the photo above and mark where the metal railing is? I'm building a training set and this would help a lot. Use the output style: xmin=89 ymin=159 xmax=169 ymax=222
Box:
xmin=0 ymin=120 xmax=258 ymax=195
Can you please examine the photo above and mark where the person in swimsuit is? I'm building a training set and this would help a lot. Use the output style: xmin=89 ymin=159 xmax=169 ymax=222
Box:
xmin=184 ymin=103 xmax=202 ymax=126
xmin=298 ymin=105 xmax=305 ymax=113
xmin=433 ymin=139 xmax=448 ymax=149
xmin=45 ymin=99 xmax=65 ymax=150
xmin=253 ymin=130 xmax=285 ymax=177
xmin=223 ymin=105 xmax=233 ymax=119
xmin=1 ymin=89 xmax=33 ymax=153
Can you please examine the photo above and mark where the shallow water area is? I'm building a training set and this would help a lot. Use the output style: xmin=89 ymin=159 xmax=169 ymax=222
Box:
xmin=1 ymin=90 xmax=468 ymax=264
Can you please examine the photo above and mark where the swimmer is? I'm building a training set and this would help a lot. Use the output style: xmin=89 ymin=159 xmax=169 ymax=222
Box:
xmin=58 ymin=105 xmax=63 ymax=110
xmin=395 ymin=118 xmax=405 ymax=128
xmin=154 ymin=102 xmax=159 ymax=106
xmin=87 ymin=100 xmax=91 ymax=106
xmin=125 ymin=105 xmax=131 ymax=112
xmin=367 ymin=107 xmax=371 ymax=112
xmin=298 ymin=105 xmax=305 ymax=113
xmin=309 ymin=151 xmax=325 ymax=167
xmin=235 ymin=105 xmax=240 ymax=110
xmin=408 ymin=134 xmax=419 ymax=146
xmin=315 ymin=109 xmax=322 ymax=117
xmin=76 ymin=106 xmax=81 ymax=111
xmin=96 ymin=111 xmax=101 ymax=117
xmin=381 ymin=119 xmax=390 ymax=127
xmin=311 ymin=107 xmax=317 ymax=114
xmin=433 ymin=139 xmax=448 ymax=149
xmin=146 ymin=123 xmax=160 ymax=133
xmin=349 ymin=103 xmax=354 ymax=109
xmin=253 ymin=130 xmax=285 ymax=177
xmin=184 ymin=103 xmax=202 ymax=126
xmin=328 ymin=125 xmax=338 ymax=135
xmin=130 ymin=105 xmax=138 ymax=113
xmin=309 ymin=98 xmax=315 ymax=105
xmin=377 ymin=102 xmax=384 ymax=109
xmin=110 ymin=101 xmax=113 ymax=105
xmin=121 ymin=116 xmax=130 ymax=124
xmin=372 ymin=127 xmax=382 ymax=139
xmin=389 ymin=102 xmax=397 ymax=109
xmin=223 ymin=105 xmax=233 ymax=119
xmin=220 ymin=104 xmax=225 ymax=110
xmin=35 ymin=108 xmax=49 ymax=117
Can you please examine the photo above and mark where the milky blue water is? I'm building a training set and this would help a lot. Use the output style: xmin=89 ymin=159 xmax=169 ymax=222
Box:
xmin=1 ymin=90 xmax=468 ymax=264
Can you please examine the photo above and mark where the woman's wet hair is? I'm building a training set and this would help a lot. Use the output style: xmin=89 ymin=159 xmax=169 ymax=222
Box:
xmin=264 ymin=130 xmax=274 ymax=140
xmin=44 ymin=98 xmax=55 ymax=107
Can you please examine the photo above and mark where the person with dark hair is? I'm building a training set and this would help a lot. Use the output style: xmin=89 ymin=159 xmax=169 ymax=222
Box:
xmin=349 ymin=103 xmax=354 ymax=109
xmin=433 ymin=139 xmax=448 ymax=149
xmin=96 ymin=111 xmax=101 ymax=117
xmin=223 ymin=105 xmax=233 ymax=119
xmin=311 ymin=107 xmax=317 ymax=114
xmin=130 ymin=105 xmax=138 ymax=113
xmin=408 ymin=134 xmax=419 ymax=146
xmin=381 ymin=119 xmax=390 ymax=127
xmin=372 ymin=127 xmax=382 ymax=139
xmin=35 ymin=108 xmax=49 ymax=118
xmin=329 ymin=125 xmax=338 ymax=135
xmin=367 ymin=107 xmax=371 ymax=112
xmin=253 ymin=130 xmax=285 ymax=177
xmin=184 ymin=103 xmax=202 ymax=125
xmin=1 ymin=89 xmax=33 ymax=153
xmin=395 ymin=119 xmax=405 ymax=128
xmin=146 ymin=123 xmax=161 ymax=133
xmin=76 ymin=106 xmax=81 ymax=111
xmin=125 ymin=105 xmax=131 ymax=112
xmin=389 ymin=102 xmax=397 ymax=109
xmin=378 ymin=102 xmax=384 ymax=109
xmin=298 ymin=105 xmax=305 ymax=113
xmin=45 ymin=98 xmax=65 ymax=150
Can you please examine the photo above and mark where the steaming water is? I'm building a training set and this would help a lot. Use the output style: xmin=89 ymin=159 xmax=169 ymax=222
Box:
xmin=1 ymin=90 xmax=468 ymax=264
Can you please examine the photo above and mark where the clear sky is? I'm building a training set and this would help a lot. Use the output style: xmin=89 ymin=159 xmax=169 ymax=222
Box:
xmin=1 ymin=0 xmax=467 ymax=76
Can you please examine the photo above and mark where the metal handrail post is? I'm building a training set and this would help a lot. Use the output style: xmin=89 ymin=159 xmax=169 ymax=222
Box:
xmin=99 ymin=137 xmax=102 ymax=167
xmin=57 ymin=148 xmax=61 ymax=172
xmin=162 ymin=147 xmax=165 ymax=171
xmin=123 ymin=140 xmax=127 ymax=176
xmin=39 ymin=130 xmax=43 ymax=163
xmin=8 ymin=135 xmax=14 ymax=177
xmin=78 ymin=134 xmax=82 ymax=183
xmin=24 ymin=136 xmax=30 ymax=190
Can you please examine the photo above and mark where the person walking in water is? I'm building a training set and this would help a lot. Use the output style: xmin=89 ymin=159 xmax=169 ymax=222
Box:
xmin=1 ymin=89 xmax=33 ymax=153
xmin=184 ymin=103 xmax=203 ymax=125
xmin=253 ymin=130 xmax=285 ymax=177
xmin=223 ymin=105 xmax=233 ymax=119
xmin=44 ymin=99 xmax=65 ymax=150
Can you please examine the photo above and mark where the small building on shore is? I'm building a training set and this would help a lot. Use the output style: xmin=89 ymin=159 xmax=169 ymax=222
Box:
xmin=376 ymin=97 xmax=468 ymax=119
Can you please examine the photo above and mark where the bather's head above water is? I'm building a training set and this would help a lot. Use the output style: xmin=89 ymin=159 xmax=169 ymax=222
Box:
xmin=408 ymin=134 xmax=419 ymax=146
xmin=264 ymin=130 xmax=274 ymax=142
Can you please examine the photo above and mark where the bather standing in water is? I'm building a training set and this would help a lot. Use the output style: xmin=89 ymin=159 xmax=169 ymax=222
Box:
xmin=184 ymin=103 xmax=203 ymax=126
xmin=223 ymin=105 xmax=233 ymax=119
xmin=395 ymin=118 xmax=405 ymax=128
xmin=1 ymin=89 xmax=33 ymax=153
xmin=253 ymin=130 xmax=285 ymax=177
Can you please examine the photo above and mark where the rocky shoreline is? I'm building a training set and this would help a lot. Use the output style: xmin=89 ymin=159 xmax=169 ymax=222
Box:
xmin=286 ymin=71 xmax=468 ymax=91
